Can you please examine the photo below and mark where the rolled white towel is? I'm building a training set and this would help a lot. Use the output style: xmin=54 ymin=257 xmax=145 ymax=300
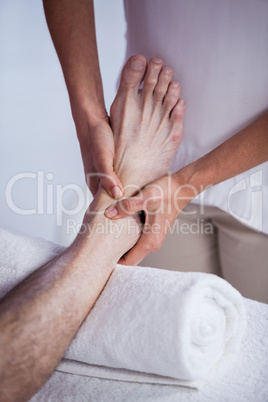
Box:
xmin=65 ymin=264 xmax=246 ymax=386
xmin=0 ymin=227 xmax=246 ymax=388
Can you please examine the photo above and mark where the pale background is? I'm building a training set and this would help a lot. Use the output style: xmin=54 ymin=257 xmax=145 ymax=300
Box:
xmin=0 ymin=0 xmax=126 ymax=245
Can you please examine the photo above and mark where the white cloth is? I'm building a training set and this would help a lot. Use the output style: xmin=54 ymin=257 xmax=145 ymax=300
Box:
xmin=64 ymin=266 xmax=245 ymax=388
xmin=123 ymin=0 xmax=268 ymax=233
xmin=0 ymin=227 xmax=245 ymax=389
xmin=31 ymin=298 xmax=268 ymax=402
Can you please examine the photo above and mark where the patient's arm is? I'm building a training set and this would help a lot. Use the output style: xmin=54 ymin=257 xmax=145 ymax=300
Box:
xmin=0 ymin=55 xmax=184 ymax=401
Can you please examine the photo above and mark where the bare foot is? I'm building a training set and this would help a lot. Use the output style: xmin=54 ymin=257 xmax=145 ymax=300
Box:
xmin=81 ymin=55 xmax=185 ymax=261
xmin=110 ymin=54 xmax=185 ymax=195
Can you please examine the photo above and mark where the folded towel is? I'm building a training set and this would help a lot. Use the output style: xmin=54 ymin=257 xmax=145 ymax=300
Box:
xmin=0 ymin=227 xmax=246 ymax=389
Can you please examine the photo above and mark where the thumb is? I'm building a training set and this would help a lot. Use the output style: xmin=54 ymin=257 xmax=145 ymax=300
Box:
xmin=94 ymin=146 xmax=124 ymax=199
xmin=98 ymin=170 xmax=124 ymax=200
xmin=104 ymin=194 xmax=144 ymax=219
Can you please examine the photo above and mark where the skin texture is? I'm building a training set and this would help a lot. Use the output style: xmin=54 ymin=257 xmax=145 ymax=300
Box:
xmin=0 ymin=191 xmax=138 ymax=402
xmin=43 ymin=0 xmax=268 ymax=265
xmin=0 ymin=56 xmax=185 ymax=402
xmin=106 ymin=110 xmax=268 ymax=265
xmin=43 ymin=0 xmax=123 ymax=198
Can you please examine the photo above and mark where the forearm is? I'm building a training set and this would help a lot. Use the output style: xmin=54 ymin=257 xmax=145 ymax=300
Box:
xmin=0 ymin=189 xmax=140 ymax=401
xmin=43 ymin=0 xmax=106 ymax=123
xmin=177 ymin=110 xmax=268 ymax=196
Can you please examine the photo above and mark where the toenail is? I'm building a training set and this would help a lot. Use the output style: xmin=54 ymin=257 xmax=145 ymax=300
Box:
xmin=128 ymin=57 xmax=145 ymax=70
xmin=111 ymin=185 xmax=123 ymax=199
xmin=171 ymin=81 xmax=180 ymax=88
xmin=179 ymin=98 xmax=185 ymax=106
xmin=164 ymin=67 xmax=172 ymax=75
xmin=152 ymin=57 xmax=163 ymax=64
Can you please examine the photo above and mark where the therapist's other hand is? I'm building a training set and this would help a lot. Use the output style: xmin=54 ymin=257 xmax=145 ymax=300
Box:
xmin=104 ymin=173 xmax=198 ymax=266
xmin=74 ymin=110 xmax=124 ymax=199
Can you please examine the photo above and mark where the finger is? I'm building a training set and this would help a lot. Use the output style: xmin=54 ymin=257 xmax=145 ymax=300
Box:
xmin=95 ymin=149 xmax=124 ymax=199
xmin=89 ymin=176 xmax=99 ymax=196
xmin=119 ymin=210 xmax=168 ymax=265
xmin=118 ymin=235 xmax=150 ymax=266
xmin=84 ymin=164 xmax=99 ymax=196
xmin=104 ymin=193 xmax=144 ymax=219
xmin=99 ymin=170 xmax=124 ymax=200
xmin=119 ymin=228 xmax=161 ymax=266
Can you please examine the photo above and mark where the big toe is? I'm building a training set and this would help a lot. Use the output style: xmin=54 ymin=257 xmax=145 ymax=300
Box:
xmin=119 ymin=54 xmax=147 ymax=93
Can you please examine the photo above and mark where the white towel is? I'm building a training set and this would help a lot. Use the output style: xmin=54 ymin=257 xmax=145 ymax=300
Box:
xmin=64 ymin=265 xmax=246 ymax=388
xmin=31 ymin=297 xmax=268 ymax=402
xmin=0 ymin=227 xmax=246 ymax=389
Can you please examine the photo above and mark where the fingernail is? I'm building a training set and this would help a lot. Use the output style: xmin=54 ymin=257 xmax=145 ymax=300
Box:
xmin=111 ymin=186 xmax=123 ymax=199
xmin=105 ymin=206 xmax=118 ymax=219
xmin=129 ymin=56 xmax=145 ymax=70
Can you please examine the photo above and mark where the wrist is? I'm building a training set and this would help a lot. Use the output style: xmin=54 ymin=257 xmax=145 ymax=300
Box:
xmin=70 ymin=94 xmax=108 ymax=130
xmin=174 ymin=155 xmax=215 ymax=197
xmin=171 ymin=163 xmax=204 ymax=212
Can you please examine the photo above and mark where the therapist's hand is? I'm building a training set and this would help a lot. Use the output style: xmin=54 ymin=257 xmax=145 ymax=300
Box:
xmin=74 ymin=109 xmax=124 ymax=199
xmin=104 ymin=173 xmax=198 ymax=266
xmin=104 ymin=108 xmax=268 ymax=265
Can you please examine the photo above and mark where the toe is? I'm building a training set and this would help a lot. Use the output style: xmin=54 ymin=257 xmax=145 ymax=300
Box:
xmin=119 ymin=54 xmax=147 ymax=92
xmin=143 ymin=57 xmax=164 ymax=96
xmin=170 ymin=98 xmax=185 ymax=136
xmin=153 ymin=67 xmax=173 ymax=103
xmin=163 ymin=81 xmax=181 ymax=114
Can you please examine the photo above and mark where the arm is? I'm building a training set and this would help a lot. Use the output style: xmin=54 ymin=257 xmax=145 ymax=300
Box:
xmin=106 ymin=110 xmax=268 ymax=265
xmin=183 ymin=110 xmax=268 ymax=193
xmin=0 ymin=188 xmax=140 ymax=402
xmin=43 ymin=0 xmax=123 ymax=198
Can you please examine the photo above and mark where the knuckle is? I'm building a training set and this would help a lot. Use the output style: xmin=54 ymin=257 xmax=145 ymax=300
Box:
xmin=152 ymin=240 xmax=161 ymax=251
xmin=164 ymin=95 xmax=174 ymax=106
xmin=172 ymin=110 xmax=183 ymax=122
xmin=146 ymin=237 xmax=161 ymax=252
xmin=122 ymin=198 xmax=136 ymax=213
xmin=147 ymin=188 xmax=157 ymax=198
xmin=155 ymin=238 xmax=163 ymax=250
xmin=154 ymin=88 xmax=165 ymax=102
xmin=145 ymin=76 xmax=158 ymax=88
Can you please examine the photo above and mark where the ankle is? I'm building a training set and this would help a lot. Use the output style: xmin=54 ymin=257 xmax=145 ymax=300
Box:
xmin=79 ymin=187 xmax=142 ymax=262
